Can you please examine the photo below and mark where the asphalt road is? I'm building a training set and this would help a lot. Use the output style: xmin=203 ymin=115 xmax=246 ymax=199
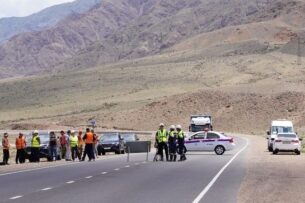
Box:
xmin=0 ymin=137 xmax=248 ymax=203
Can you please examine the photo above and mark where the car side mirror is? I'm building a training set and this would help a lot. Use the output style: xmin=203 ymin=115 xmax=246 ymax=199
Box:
xmin=271 ymin=138 xmax=275 ymax=141
xmin=299 ymin=138 xmax=303 ymax=141
xmin=266 ymin=137 xmax=269 ymax=140
xmin=267 ymin=131 xmax=270 ymax=135
xmin=188 ymin=137 xmax=192 ymax=141
xmin=136 ymin=138 xmax=140 ymax=141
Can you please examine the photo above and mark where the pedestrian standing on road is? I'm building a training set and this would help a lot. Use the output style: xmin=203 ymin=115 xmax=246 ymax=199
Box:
xmin=92 ymin=129 xmax=99 ymax=158
xmin=60 ymin=131 xmax=67 ymax=160
xmin=2 ymin=133 xmax=10 ymax=165
xmin=155 ymin=123 xmax=169 ymax=161
xmin=49 ymin=131 xmax=57 ymax=161
xmin=65 ymin=130 xmax=72 ymax=161
xmin=82 ymin=128 xmax=95 ymax=161
xmin=168 ymin=125 xmax=177 ymax=162
xmin=15 ymin=133 xmax=26 ymax=164
xmin=69 ymin=130 xmax=79 ymax=161
xmin=176 ymin=125 xmax=186 ymax=161
xmin=31 ymin=130 xmax=41 ymax=163
xmin=77 ymin=130 xmax=84 ymax=160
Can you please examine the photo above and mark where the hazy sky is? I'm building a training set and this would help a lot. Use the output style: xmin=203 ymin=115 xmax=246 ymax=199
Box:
xmin=0 ymin=0 xmax=75 ymax=18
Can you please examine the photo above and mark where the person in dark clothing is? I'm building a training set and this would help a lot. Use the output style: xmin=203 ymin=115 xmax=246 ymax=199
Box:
xmin=2 ymin=133 xmax=10 ymax=165
xmin=168 ymin=125 xmax=177 ymax=162
xmin=176 ymin=125 xmax=186 ymax=161
xmin=82 ymin=128 xmax=95 ymax=161
xmin=49 ymin=131 xmax=57 ymax=161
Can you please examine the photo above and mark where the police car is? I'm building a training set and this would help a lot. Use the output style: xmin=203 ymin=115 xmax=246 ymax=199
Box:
xmin=185 ymin=131 xmax=235 ymax=155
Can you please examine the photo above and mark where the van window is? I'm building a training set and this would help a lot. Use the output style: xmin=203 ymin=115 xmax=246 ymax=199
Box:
xmin=271 ymin=126 xmax=293 ymax=134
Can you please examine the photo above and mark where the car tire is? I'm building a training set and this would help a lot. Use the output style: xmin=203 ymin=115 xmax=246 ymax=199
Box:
xmin=214 ymin=145 xmax=225 ymax=155
xmin=272 ymin=149 xmax=278 ymax=155
xmin=98 ymin=151 xmax=101 ymax=156
xmin=295 ymin=150 xmax=301 ymax=155
xmin=102 ymin=151 xmax=106 ymax=155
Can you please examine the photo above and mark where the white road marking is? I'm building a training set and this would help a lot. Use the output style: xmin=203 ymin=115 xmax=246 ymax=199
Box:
xmin=66 ymin=181 xmax=75 ymax=184
xmin=0 ymin=155 xmax=123 ymax=177
xmin=101 ymin=172 xmax=108 ymax=175
xmin=85 ymin=176 xmax=93 ymax=179
xmin=125 ymin=165 xmax=130 ymax=168
xmin=192 ymin=138 xmax=249 ymax=203
xmin=41 ymin=187 xmax=52 ymax=191
xmin=10 ymin=196 xmax=22 ymax=200
xmin=114 ymin=168 xmax=120 ymax=171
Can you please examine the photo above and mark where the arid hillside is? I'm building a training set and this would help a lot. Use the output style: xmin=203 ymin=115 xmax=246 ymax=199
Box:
xmin=1 ymin=0 xmax=305 ymax=77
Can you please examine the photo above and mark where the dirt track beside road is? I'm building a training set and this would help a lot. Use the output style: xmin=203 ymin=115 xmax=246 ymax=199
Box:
xmin=238 ymin=134 xmax=305 ymax=203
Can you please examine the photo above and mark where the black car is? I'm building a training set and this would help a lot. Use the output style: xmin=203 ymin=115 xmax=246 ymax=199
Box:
xmin=25 ymin=132 xmax=61 ymax=162
xmin=97 ymin=133 xmax=125 ymax=155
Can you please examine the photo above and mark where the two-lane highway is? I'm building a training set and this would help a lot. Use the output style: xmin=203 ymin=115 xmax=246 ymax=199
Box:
xmin=0 ymin=137 xmax=248 ymax=203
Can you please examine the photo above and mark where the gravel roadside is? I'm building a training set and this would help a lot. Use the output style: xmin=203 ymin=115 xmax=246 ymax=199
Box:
xmin=238 ymin=134 xmax=305 ymax=203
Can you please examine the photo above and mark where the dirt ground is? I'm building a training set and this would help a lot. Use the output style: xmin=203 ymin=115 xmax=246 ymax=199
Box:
xmin=238 ymin=134 xmax=305 ymax=203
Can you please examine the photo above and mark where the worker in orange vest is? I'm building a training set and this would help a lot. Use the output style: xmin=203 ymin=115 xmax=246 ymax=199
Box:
xmin=15 ymin=133 xmax=26 ymax=164
xmin=81 ymin=128 xmax=96 ymax=161
xmin=77 ymin=130 xmax=84 ymax=160
xmin=2 ymin=133 xmax=10 ymax=165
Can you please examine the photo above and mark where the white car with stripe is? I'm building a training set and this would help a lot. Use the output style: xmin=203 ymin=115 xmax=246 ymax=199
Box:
xmin=185 ymin=131 xmax=235 ymax=155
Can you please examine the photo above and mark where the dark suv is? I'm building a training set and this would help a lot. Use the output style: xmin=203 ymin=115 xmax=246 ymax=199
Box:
xmin=25 ymin=132 xmax=61 ymax=161
xmin=97 ymin=132 xmax=125 ymax=155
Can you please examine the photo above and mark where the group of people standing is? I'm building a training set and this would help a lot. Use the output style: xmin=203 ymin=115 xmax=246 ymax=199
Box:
xmin=155 ymin=123 xmax=187 ymax=162
xmin=1 ymin=128 xmax=99 ymax=165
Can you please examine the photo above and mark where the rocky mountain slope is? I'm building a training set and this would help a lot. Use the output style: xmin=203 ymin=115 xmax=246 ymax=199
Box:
xmin=0 ymin=0 xmax=305 ymax=78
xmin=0 ymin=0 xmax=100 ymax=44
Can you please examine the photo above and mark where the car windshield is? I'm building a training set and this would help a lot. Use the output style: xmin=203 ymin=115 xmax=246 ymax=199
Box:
xmin=272 ymin=126 xmax=293 ymax=134
xmin=190 ymin=125 xmax=210 ymax=132
xmin=26 ymin=133 xmax=50 ymax=145
xmin=101 ymin=134 xmax=119 ymax=142
xmin=121 ymin=134 xmax=136 ymax=141
xmin=278 ymin=134 xmax=297 ymax=138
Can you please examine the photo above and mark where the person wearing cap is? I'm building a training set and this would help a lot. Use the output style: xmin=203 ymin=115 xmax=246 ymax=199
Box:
xmin=176 ymin=125 xmax=187 ymax=161
xmin=155 ymin=123 xmax=169 ymax=161
xmin=69 ymin=130 xmax=79 ymax=161
xmin=2 ymin=133 xmax=10 ymax=165
xmin=31 ymin=130 xmax=40 ymax=163
xmin=49 ymin=131 xmax=57 ymax=161
xmin=15 ymin=133 xmax=26 ymax=164
xmin=77 ymin=130 xmax=84 ymax=160
xmin=168 ymin=125 xmax=177 ymax=162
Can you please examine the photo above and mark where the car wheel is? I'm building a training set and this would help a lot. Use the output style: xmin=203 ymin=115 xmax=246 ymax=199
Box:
xmin=98 ymin=151 xmax=101 ymax=156
xmin=272 ymin=149 xmax=278 ymax=155
xmin=295 ymin=150 xmax=301 ymax=155
xmin=214 ymin=145 xmax=225 ymax=155
xmin=102 ymin=151 xmax=106 ymax=155
xmin=47 ymin=156 xmax=52 ymax=162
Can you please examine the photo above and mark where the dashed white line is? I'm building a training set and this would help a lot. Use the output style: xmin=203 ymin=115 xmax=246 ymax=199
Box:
xmin=114 ymin=168 xmax=120 ymax=171
xmin=192 ymin=138 xmax=249 ymax=203
xmin=85 ymin=176 xmax=93 ymax=179
xmin=101 ymin=172 xmax=108 ymax=175
xmin=125 ymin=165 xmax=130 ymax=168
xmin=10 ymin=196 xmax=22 ymax=200
xmin=41 ymin=187 xmax=52 ymax=191
xmin=66 ymin=181 xmax=75 ymax=184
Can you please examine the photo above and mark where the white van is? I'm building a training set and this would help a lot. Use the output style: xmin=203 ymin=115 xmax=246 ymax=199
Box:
xmin=267 ymin=120 xmax=294 ymax=152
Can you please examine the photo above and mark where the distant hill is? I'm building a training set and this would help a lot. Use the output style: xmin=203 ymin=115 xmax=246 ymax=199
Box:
xmin=0 ymin=0 xmax=305 ymax=78
xmin=0 ymin=0 xmax=100 ymax=43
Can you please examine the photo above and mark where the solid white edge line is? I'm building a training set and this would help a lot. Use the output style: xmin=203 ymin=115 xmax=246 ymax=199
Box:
xmin=192 ymin=138 xmax=249 ymax=203
xmin=41 ymin=187 xmax=52 ymax=191
xmin=101 ymin=172 xmax=108 ymax=174
xmin=66 ymin=181 xmax=75 ymax=184
xmin=114 ymin=168 xmax=120 ymax=171
xmin=85 ymin=176 xmax=93 ymax=179
xmin=125 ymin=165 xmax=130 ymax=168
xmin=9 ymin=196 xmax=22 ymax=200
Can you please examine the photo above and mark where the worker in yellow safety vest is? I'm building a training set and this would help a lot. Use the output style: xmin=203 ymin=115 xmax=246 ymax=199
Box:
xmin=31 ymin=130 xmax=41 ymax=163
xmin=155 ymin=123 xmax=169 ymax=161
xmin=69 ymin=130 xmax=79 ymax=161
